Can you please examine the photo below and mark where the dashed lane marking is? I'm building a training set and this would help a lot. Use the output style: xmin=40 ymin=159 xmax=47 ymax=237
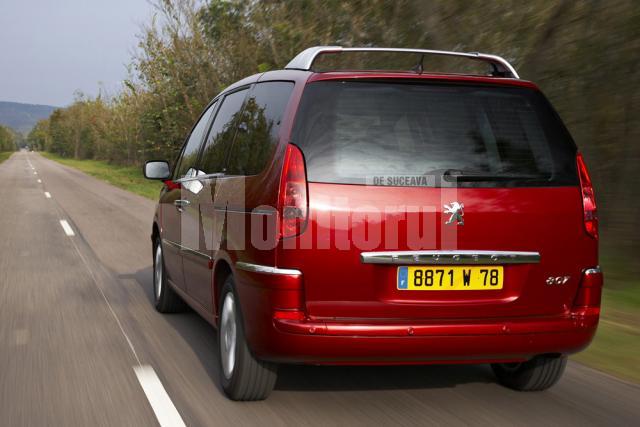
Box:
xmin=59 ymin=220 xmax=75 ymax=236
xmin=45 ymin=160 xmax=186 ymax=426
xmin=134 ymin=365 xmax=186 ymax=427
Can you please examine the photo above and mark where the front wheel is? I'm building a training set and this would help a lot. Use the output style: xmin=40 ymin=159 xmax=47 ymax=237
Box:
xmin=492 ymin=355 xmax=567 ymax=391
xmin=218 ymin=276 xmax=278 ymax=401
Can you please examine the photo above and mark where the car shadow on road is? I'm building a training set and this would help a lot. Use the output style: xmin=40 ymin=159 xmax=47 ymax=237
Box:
xmin=127 ymin=266 xmax=224 ymax=394
xmin=276 ymin=364 xmax=494 ymax=391
xmin=129 ymin=266 xmax=495 ymax=394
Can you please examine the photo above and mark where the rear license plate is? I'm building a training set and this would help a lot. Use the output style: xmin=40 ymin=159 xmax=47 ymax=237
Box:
xmin=397 ymin=266 xmax=504 ymax=290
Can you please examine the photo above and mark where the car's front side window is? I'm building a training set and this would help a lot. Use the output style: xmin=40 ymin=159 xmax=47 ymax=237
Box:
xmin=175 ymin=102 xmax=217 ymax=180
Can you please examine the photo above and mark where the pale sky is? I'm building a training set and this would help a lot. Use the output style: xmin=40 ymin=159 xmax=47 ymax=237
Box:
xmin=0 ymin=0 xmax=155 ymax=107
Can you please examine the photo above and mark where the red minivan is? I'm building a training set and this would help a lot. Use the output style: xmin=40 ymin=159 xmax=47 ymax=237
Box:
xmin=144 ymin=47 xmax=602 ymax=400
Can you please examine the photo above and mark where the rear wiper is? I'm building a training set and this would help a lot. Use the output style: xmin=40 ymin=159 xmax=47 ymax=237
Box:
xmin=440 ymin=169 xmax=546 ymax=182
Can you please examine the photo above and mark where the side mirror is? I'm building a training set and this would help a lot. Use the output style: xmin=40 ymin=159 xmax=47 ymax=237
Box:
xmin=144 ymin=160 xmax=171 ymax=180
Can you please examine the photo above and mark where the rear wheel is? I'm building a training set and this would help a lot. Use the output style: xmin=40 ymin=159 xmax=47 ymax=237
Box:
xmin=153 ymin=239 xmax=185 ymax=313
xmin=492 ymin=355 xmax=567 ymax=391
xmin=218 ymin=276 xmax=278 ymax=401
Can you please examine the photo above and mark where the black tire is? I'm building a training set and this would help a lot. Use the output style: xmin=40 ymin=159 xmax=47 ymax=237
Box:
xmin=492 ymin=355 xmax=567 ymax=391
xmin=153 ymin=238 xmax=186 ymax=313
xmin=218 ymin=276 xmax=278 ymax=401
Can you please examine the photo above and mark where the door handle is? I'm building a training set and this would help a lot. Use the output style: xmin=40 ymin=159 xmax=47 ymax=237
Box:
xmin=174 ymin=199 xmax=191 ymax=212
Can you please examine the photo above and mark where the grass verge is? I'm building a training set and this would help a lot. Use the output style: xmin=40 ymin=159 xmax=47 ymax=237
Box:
xmin=0 ymin=152 xmax=13 ymax=164
xmin=41 ymin=152 xmax=163 ymax=200
xmin=573 ymin=258 xmax=640 ymax=383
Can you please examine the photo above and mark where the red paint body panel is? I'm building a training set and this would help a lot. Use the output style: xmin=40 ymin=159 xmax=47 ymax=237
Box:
xmin=152 ymin=68 xmax=601 ymax=365
xmin=277 ymin=184 xmax=597 ymax=320
xmin=234 ymin=274 xmax=598 ymax=363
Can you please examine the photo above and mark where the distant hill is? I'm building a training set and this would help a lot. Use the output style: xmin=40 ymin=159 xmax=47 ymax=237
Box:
xmin=0 ymin=101 xmax=58 ymax=135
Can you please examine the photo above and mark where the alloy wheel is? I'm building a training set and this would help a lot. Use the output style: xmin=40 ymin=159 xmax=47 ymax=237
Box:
xmin=154 ymin=244 xmax=163 ymax=301
xmin=220 ymin=293 xmax=237 ymax=379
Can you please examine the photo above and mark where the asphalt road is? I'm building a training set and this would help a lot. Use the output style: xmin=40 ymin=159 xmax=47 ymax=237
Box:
xmin=0 ymin=151 xmax=638 ymax=426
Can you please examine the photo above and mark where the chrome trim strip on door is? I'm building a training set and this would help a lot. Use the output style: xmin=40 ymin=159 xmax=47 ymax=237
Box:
xmin=162 ymin=238 xmax=182 ymax=251
xmin=360 ymin=250 xmax=540 ymax=265
xmin=182 ymin=247 xmax=213 ymax=261
xmin=211 ymin=206 xmax=276 ymax=215
xmin=162 ymin=239 xmax=212 ymax=261
xmin=222 ymin=208 xmax=276 ymax=216
xmin=235 ymin=261 xmax=302 ymax=276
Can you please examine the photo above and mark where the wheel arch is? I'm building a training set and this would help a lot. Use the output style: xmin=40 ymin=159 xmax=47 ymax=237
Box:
xmin=151 ymin=222 xmax=161 ymax=257
xmin=213 ymin=258 xmax=233 ymax=325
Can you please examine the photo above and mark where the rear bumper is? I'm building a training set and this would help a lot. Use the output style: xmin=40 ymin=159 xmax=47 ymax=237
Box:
xmin=234 ymin=266 xmax=599 ymax=365
xmin=266 ymin=313 xmax=598 ymax=364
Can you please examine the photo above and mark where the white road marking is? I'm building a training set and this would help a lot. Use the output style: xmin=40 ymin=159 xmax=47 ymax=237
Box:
xmin=37 ymin=179 xmax=42 ymax=183
xmin=58 ymin=212 xmax=149 ymax=401
xmin=66 ymin=227 xmax=143 ymax=363
xmin=134 ymin=365 xmax=186 ymax=427
xmin=59 ymin=220 xmax=75 ymax=236
xmin=33 ymin=171 xmax=37 ymax=175
xmin=41 ymin=159 xmax=185 ymax=425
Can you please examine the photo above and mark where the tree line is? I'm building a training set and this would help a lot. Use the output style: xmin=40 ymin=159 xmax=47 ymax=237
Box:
xmin=0 ymin=125 xmax=18 ymax=152
xmin=27 ymin=0 xmax=640 ymax=261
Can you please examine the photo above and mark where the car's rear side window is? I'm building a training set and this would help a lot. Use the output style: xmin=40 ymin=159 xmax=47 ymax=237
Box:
xmin=226 ymin=81 xmax=295 ymax=176
xmin=292 ymin=81 xmax=577 ymax=187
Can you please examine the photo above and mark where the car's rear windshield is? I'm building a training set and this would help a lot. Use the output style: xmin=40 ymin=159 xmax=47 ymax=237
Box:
xmin=291 ymin=80 xmax=577 ymax=187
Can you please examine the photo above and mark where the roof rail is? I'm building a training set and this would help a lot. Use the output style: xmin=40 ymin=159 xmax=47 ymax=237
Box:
xmin=284 ymin=46 xmax=519 ymax=79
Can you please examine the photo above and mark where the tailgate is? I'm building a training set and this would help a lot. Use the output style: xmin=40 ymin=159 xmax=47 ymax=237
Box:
xmin=280 ymin=183 xmax=596 ymax=320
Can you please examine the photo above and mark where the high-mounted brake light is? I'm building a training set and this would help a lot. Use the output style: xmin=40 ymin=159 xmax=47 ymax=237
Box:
xmin=576 ymin=153 xmax=598 ymax=239
xmin=278 ymin=144 xmax=308 ymax=239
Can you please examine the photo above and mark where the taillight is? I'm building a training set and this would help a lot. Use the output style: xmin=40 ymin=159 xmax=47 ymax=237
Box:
xmin=576 ymin=153 xmax=598 ymax=239
xmin=278 ymin=144 xmax=308 ymax=239
xmin=573 ymin=267 xmax=603 ymax=310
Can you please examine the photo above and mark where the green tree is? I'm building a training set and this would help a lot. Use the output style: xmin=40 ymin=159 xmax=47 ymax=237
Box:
xmin=0 ymin=125 xmax=17 ymax=152
xmin=32 ymin=0 xmax=640 ymax=262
